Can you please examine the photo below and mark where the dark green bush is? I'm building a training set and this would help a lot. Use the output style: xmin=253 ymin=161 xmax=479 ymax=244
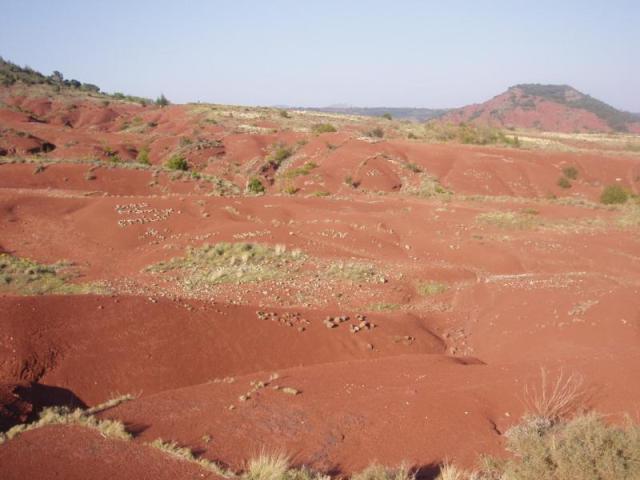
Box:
xmin=155 ymin=94 xmax=170 ymax=107
xmin=247 ymin=177 xmax=265 ymax=194
xmin=166 ymin=155 xmax=188 ymax=171
xmin=557 ymin=177 xmax=572 ymax=189
xmin=562 ymin=166 xmax=579 ymax=180
xmin=366 ymin=127 xmax=384 ymax=138
xmin=312 ymin=123 xmax=337 ymax=134
xmin=600 ymin=185 xmax=629 ymax=204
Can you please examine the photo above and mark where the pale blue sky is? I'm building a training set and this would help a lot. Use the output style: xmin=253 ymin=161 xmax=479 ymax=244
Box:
xmin=2 ymin=0 xmax=639 ymax=110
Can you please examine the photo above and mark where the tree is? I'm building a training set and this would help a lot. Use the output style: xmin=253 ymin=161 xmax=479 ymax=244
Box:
xmin=156 ymin=94 xmax=170 ymax=107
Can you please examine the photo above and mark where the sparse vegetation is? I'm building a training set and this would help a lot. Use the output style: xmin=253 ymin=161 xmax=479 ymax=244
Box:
xmin=0 ymin=406 xmax=131 ymax=444
xmin=557 ymin=176 xmax=572 ymax=189
xmin=351 ymin=464 xmax=414 ymax=480
xmin=326 ymin=262 xmax=384 ymax=284
xmin=166 ymin=155 xmax=189 ymax=171
xmin=312 ymin=123 xmax=337 ymax=134
xmin=523 ymin=369 xmax=586 ymax=423
xmin=312 ymin=190 xmax=331 ymax=197
xmin=285 ymin=161 xmax=318 ymax=178
xmin=0 ymin=57 xmax=101 ymax=92
xmin=403 ymin=162 xmax=422 ymax=173
xmin=476 ymin=210 xmax=538 ymax=229
xmin=0 ymin=253 xmax=102 ymax=295
xmin=344 ymin=175 xmax=358 ymax=188
xmin=486 ymin=412 xmax=640 ymax=479
xmin=562 ymin=166 xmax=579 ymax=180
xmin=416 ymin=281 xmax=448 ymax=296
xmin=403 ymin=174 xmax=452 ymax=199
xmin=247 ymin=177 xmax=266 ymax=194
xmin=147 ymin=242 xmax=304 ymax=291
xmin=365 ymin=127 xmax=384 ymax=138
xmin=600 ymin=184 xmax=629 ymax=204
xmin=150 ymin=439 xmax=232 ymax=477
xmin=424 ymin=122 xmax=521 ymax=147
xmin=267 ymin=145 xmax=293 ymax=166
xmin=367 ymin=302 xmax=400 ymax=312
xmin=136 ymin=147 xmax=151 ymax=165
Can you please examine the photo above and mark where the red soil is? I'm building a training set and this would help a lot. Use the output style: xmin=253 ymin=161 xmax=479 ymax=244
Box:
xmin=1 ymin=84 xmax=640 ymax=479
xmin=439 ymin=86 xmax=640 ymax=134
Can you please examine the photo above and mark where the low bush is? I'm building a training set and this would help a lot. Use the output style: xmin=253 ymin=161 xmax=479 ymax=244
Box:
xmin=562 ymin=166 xmax=579 ymax=179
xmin=600 ymin=184 xmax=628 ymax=204
xmin=366 ymin=127 xmax=384 ymax=138
xmin=136 ymin=147 xmax=150 ymax=165
xmin=247 ymin=177 xmax=266 ymax=194
xmin=268 ymin=145 xmax=292 ymax=166
xmin=557 ymin=176 xmax=572 ymax=189
xmin=166 ymin=155 xmax=188 ymax=171
xmin=312 ymin=123 xmax=337 ymax=134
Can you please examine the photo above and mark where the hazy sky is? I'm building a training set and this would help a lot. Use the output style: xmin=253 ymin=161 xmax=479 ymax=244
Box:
xmin=2 ymin=0 xmax=639 ymax=110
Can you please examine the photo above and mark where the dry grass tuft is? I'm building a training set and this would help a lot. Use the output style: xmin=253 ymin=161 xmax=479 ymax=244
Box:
xmin=150 ymin=438 xmax=233 ymax=477
xmin=245 ymin=452 xmax=291 ymax=480
xmin=0 ymin=406 xmax=131 ymax=444
xmin=476 ymin=210 xmax=538 ymax=229
xmin=326 ymin=262 xmax=385 ymax=284
xmin=416 ymin=281 xmax=448 ymax=296
xmin=435 ymin=463 xmax=473 ymax=480
xmin=523 ymin=369 xmax=586 ymax=423
xmin=351 ymin=463 xmax=414 ymax=480
xmin=85 ymin=393 xmax=135 ymax=415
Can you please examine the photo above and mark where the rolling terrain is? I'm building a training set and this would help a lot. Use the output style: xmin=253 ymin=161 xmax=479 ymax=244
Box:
xmin=1 ymin=60 xmax=640 ymax=479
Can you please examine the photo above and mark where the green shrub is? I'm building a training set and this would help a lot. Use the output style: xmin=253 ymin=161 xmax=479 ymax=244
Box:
xmin=165 ymin=155 xmax=188 ymax=171
xmin=312 ymin=123 xmax=337 ymax=134
xmin=278 ymin=109 xmax=291 ymax=118
xmin=381 ymin=113 xmax=393 ymax=120
xmin=268 ymin=145 xmax=292 ymax=166
xmin=247 ymin=177 xmax=265 ymax=194
xmin=600 ymin=185 xmax=629 ymax=204
xmin=136 ymin=147 xmax=150 ymax=165
xmin=285 ymin=162 xmax=318 ymax=178
xmin=557 ymin=177 xmax=572 ymax=189
xmin=562 ymin=166 xmax=579 ymax=179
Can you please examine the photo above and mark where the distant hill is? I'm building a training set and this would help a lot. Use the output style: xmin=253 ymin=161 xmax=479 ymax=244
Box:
xmin=440 ymin=84 xmax=640 ymax=133
xmin=0 ymin=56 xmax=153 ymax=105
xmin=298 ymin=106 xmax=449 ymax=122
xmin=0 ymin=56 xmax=101 ymax=93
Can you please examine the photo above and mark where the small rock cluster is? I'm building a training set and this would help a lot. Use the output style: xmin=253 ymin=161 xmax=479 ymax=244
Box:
xmin=257 ymin=310 xmax=310 ymax=332
xmin=323 ymin=313 xmax=376 ymax=334
xmin=115 ymin=202 xmax=175 ymax=228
